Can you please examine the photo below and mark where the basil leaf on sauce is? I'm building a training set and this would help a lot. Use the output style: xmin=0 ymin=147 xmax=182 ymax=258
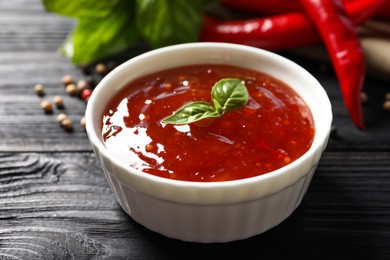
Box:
xmin=212 ymin=78 xmax=249 ymax=114
xmin=161 ymin=101 xmax=220 ymax=125
xmin=162 ymin=78 xmax=249 ymax=125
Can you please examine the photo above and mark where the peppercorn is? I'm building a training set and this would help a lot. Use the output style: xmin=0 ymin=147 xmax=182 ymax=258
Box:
xmin=62 ymin=74 xmax=74 ymax=86
xmin=81 ymin=88 xmax=92 ymax=102
xmin=360 ymin=92 xmax=368 ymax=103
xmin=53 ymin=95 xmax=64 ymax=108
xmin=34 ymin=84 xmax=45 ymax=96
xmin=95 ymin=63 xmax=107 ymax=75
xmin=57 ymin=113 xmax=68 ymax=123
xmin=383 ymin=100 xmax=390 ymax=111
xmin=77 ymin=80 xmax=89 ymax=92
xmin=40 ymin=100 xmax=52 ymax=113
xmin=60 ymin=118 xmax=73 ymax=130
xmin=80 ymin=116 xmax=86 ymax=129
xmin=385 ymin=92 xmax=390 ymax=101
xmin=66 ymin=84 xmax=78 ymax=96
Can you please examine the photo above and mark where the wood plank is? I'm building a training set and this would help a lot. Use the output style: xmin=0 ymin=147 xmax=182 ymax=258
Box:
xmin=1 ymin=51 xmax=390 ymax=151
xmin=1 ymin=0 xmax=389 ymax=259
xmin=1 ymin=0 xmax=390 ymax=152
xmin=0 ymin=151 xmax=389 ymax=259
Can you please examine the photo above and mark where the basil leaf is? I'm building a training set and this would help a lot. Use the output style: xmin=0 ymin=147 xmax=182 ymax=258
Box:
xmin=42 ymin=0 xmax=119 ymax=19
xmin=162 ymin=78 xmax=249 ymax=125
xmin=212 ymin=78 xmax=249 ymax=114
xmin=68 ymin=2 xmax=140 ymax=64
xmin=135 ymin=0 xmax=205 ymax=48
xmin=162 ymin=102 xmax=220 ymax=125
xmin=43 ymin=0 xmax=218 ymax=64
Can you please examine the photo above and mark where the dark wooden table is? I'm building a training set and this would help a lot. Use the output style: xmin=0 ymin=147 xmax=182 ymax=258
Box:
xmin=1 ymin=1 xmax=390 ymax=259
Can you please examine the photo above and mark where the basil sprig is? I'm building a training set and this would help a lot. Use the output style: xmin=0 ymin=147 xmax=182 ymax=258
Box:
xmin=42 ymin=0 xmax=217 ymax=64
xmin=162 ymin=78 xmax=249 ymax=125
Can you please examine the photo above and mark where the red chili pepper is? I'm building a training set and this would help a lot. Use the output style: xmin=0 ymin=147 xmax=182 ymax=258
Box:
xmin=298 ymin=0 xmax=365 ymax=129
xmin=201 ymin=0 xmax=387 ymax=128
xmin=222 ymin=0 xmax=382 ymax=16
xmin=374 ymin=1 xmax=390 ymax=20
xmin=201 ymin=0 xmax=386 ymax=50
xmin=201 ymin=14 xmax=319 ymax=50
xmin=222 ymin=0 xmax=302 ymax=15
xmin=347 ymin=0 xmax=390 ymax=24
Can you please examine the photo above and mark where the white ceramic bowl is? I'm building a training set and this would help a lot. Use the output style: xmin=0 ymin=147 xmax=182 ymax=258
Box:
xmin=85 ymin=43 xmax=332 ymax=243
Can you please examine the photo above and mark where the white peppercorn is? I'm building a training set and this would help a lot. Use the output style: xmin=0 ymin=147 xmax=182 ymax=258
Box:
xmin=34 ymin=84 xmax=45 ymax=96
xmin=40 ymin=100 xmax=52 ymax=113
xmin=95 ymin=63 xmax=107 ymax=75
xmin=80 ymin=116 xmax=86 ymax=129
xmin=66 ymin=84 xmax=78 ymax=96
xmin=62 ymin=74 xmax=74 ymax=86
xmin=61 ymin=118 xmax=73 ymax=130
xmin=383 ymin=100 xmax=390 ymax=111
xmin=57 ymin=113 xmax=68 ymax=123
xmin=53 ymin=95 xmax=64 ymax=108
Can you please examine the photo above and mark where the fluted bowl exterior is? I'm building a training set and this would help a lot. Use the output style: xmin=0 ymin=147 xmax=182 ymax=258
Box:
xmin=85 ymin=43 xmax=332 ymax=243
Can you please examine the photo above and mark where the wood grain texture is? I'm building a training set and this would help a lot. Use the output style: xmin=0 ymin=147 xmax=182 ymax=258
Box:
xmin=0 ymin=152 xmax=389 ymax=259
xmin=1 ymin=0 xmax=390 ymax=152
xmin=1 ymin=0 xmax=390 ymax=259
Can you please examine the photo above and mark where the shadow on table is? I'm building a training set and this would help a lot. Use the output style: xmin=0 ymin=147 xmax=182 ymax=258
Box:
xmin=125 ymin=171 xmax=386 ymax=260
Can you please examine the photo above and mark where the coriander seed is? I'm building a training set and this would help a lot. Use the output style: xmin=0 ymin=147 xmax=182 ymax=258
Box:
xmin=40 ymin=100 xmax=52 ymax=113
xmin=77 ymin=80 xmax=89 ymax=92
xmin=53 ymin=95 xmax=64 ymax=108
xmin=95 ymin=63 xmax=107 ymax=75
xmin=34 ymin=84 xmax=45 ymax=96
xmin=61 ymin=118 xmax=73 ymax=130
xmin=383 ymin=100 xmax=390 ymax=111
xmin=66 ymin=83 xmax=78 ymax=96
xmin=62 ymin=74 xmax=74 ymax=86
xmin=80 ymin=116 xmax=86 ymax=129
xmin=360 ymin=92 xmax=368 ymax=103
xmin=57 ymin=113 xmax=68 ymax=123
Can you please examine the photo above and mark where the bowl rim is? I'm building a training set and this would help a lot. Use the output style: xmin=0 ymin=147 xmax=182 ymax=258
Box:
xmin=85 ymin=42 xmax=332 ymax=204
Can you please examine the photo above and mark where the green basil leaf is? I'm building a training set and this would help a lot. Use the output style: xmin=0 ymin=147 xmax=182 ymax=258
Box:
xmin=69 ymin=2 xmax=141 ymax=64
xmin=162 ymin=78 xmax=249 ymax=125
xmin=42 ymin=0 xmax=119 ymax=19
xmin=162 ymin=101 xmax=220 ymax=125
xmin=211 ymin=78 xmax=249 ymax=114
xmin=135 ymin=0 xmax=204 ymax=48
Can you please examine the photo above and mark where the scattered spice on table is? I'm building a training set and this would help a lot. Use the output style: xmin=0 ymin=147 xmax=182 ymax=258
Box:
xmin=80 ymin=116 xmax=86 ymax=129
xmin=57 ymin=113 xmax=68 ymax=123
xmin=35 ymin=60 xmax=117 ymax=131
xmin=62 ymin=74 xmax=74 ymax=86
xmin=383 ymin=100 xmax=390 ymax=111
xmin=66 ymin=84 xmax=78 ymax=96
xmin=60 ymin=118 xmax=73 ymax=131
xmin=40 ymin=100 xmax=53 ymax=113
xmin=34 ymin=84 xmax=45 ymax=96
xmin=53 ymin=95 xmax=64 ymax=108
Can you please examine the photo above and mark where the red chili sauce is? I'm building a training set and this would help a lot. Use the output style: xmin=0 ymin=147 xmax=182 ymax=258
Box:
xmin=101 ymin=64 xmax=315 ymax=182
